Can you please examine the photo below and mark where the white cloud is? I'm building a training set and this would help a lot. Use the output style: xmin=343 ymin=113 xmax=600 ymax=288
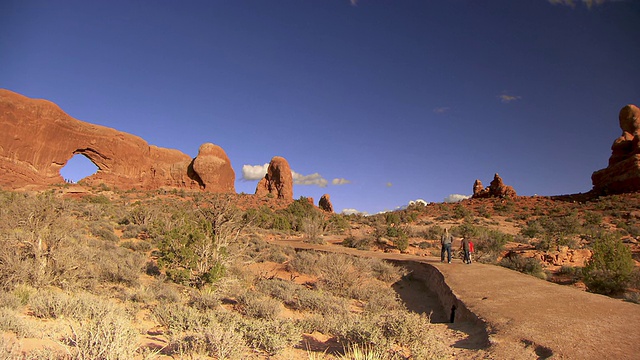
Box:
xmin=444 ymin=194 xmax=471 ymax=203
xmin=498 ymin=94 xmax=521 ymax=103
xmin=433 ymin=107 xmax=450 ymax=114
xmin=342 ymin=208 xmax=368 ymax=216
xmin=241 ymin=163 xmax=268 ymax=181
xmin=243 ymin=164 xmax=333 ymax=188
xmin=409 ymin=199 xmax=429 ymax=206
xmin=332 ymin=178 xmax=351 ymax=185
xmin=292 ymin=171 xmax=328 ymax=187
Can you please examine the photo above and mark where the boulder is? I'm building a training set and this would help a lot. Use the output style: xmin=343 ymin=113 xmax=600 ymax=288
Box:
xmin=592 ymin=104 xmax=640 ymax=194
xmin=472 ymin=173 xmax=516 ymax=198
xmin=191 ymin=143 xmax=235 ymax=192
xmin=0 ymin=89 xmax=235 ymax=192
xmin=318 ymin=194 xmax=334 ymax=212
xmin=255 ymin=156 xmax=293 ymax=200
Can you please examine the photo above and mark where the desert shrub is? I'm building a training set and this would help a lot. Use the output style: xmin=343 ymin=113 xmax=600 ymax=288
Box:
xmin=316 ymin=253 xmax=368 ymax=298
xmin=453 ymin=204 xmax=472 ymax=219
xmin=189 ymin=287 xmax=221 ymax=310
xmin=368 ymin=258 xmax=404 ymax=283
xmin=120 ymin=224 xmax=144 ymax=239
xmin=156 ymin=195 xmax=245 ymax=287
xmin=385 ymin=212 xmax=401 ymax=226
xmin=451 ymin=223 xmax=511 ymax=262
xmin=362 ymin=286 xmax=404 ymax=314
xmin=66 ymin=311 xmax=138 ymax=360
xmin=89 ymin=221 xmax=119 ymax=242
xmin=422 ymin=225 xmax=444 ymax=240
xmin=150 ymin=279 xmax=183 ymax=303
xmin=168 ymin=322 xmax=247 ymax=359
xmin=583 ymin=234 xmax=635 ymax=295
xmin=255 ymin=278 xmax=299 ymax=305
xmin=334 ymin=315 xmax=385 ymax=347
xmin=30 ymin=290 xmax=72 ymax=319
xmin=0 ymin=292 xmax=22 ymax=310
xmin=394 ymin=231 xmax=409 ymax=252
xmin=120 ymin=239 xmax=152 ymax=252
xmin=0 ymin=308 xmax=32 ymax=338
xmin=616 ymin=220 xmax=640 ymax=237
xmin=0 ymin=192 xmax=83 ymax=289
xmin=272 ymin=215 xmax=291 ymax=232
xmin=303 ymin=213 xmax=325 ymax=244
xmin=11 ymin=284 xmax=35 ymax=306
xmin=97 ymin=244 xmax=144 ymax=286
xmin=287 ymin=250 xmax=321 ymax=275
xmin=493 ymin=200 xmax=515 ymax=215
xmin=583 ymin=211 xmax=603 ymax=226
xmin=281 ymin=197 xmax=318 ymax=232
xmin=293 ymin=288 xmax=350 ymax=316
xmin=153 ymin=303 xmax=210 ymax=333
xmin=342 ymin=235 xmax=374 ymax=250
xmin=29 ymin=290 xmax=138 ymax=359
xmin=499 ymin=254 xmax=547 ymax=280
xmin=337 ymin=343 xmax=390 ymax=360
xmin=236 ymin=291 xmax=282 ymax=320
xmin=326 ymin=214 xmax=350 ymax=234
xmin=240 ymin=318 xmax=301 ymax=355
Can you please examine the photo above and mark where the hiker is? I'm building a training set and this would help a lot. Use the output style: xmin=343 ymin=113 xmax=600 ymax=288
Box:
xmin=460 ymin=237 xmax=471 ymax=264
xmin=441 ymin=228 xmax=453 ymax=263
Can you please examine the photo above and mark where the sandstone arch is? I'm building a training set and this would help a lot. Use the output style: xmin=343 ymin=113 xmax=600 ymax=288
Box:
xmin=0 ymin=89 xmax=235 ymax=192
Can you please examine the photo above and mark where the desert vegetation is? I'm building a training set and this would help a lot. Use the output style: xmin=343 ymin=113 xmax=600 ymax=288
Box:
xmin=0 ymin=186 xmax=638 ymax=358
xmin=0 ymin=188 xmax=453 ymax=359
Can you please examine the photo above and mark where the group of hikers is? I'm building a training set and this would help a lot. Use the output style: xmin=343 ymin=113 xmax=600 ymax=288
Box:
xmin=440 ymin=228 xmax=473 ymax=264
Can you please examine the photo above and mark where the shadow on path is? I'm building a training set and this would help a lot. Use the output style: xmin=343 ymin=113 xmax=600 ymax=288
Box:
xmin=392 ymin=275 xmax=448 ymax=323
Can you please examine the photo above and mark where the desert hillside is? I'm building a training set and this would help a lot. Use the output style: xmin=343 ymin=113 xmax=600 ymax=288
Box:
xmin=1 ymin=184 xmax=638 ymax=359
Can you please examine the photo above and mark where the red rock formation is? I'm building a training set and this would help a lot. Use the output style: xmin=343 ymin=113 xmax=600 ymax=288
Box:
xmin=592 ymin=104 xmax=640 ymax=194
xmin=473 ymin=180 xmax=484 ymax=196
xmin=255 ymin=156 xmax=293 ymax=200
xmin=0 ymin=89 xmax=235 ymax=192
xmin=318 ymin=194 xmax=334 ymax=213
xmin=191 ymin=143 xmax=235 ymax=192
xmin=472 ymin=173 xmax=517 ymax=198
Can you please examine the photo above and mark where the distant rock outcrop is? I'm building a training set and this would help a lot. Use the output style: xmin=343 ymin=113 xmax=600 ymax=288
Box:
xmin=318 ymin=194 xmax=334 ymax=213
xmin=255 ymin=156 xmax=293 ymax=200
xmin=592 ymin=104 xmax=640 ymax=194
xmin=0 ymin=89 xmax=235 ymax=192
xmin=472 ymin=173 xmax=517 ymax=198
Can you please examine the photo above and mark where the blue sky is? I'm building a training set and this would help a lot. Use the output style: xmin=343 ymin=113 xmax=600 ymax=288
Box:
xmin=1 ymin=0 xmax=639 ymax=214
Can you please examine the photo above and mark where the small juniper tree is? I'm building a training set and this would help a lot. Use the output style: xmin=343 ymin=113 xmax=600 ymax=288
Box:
xmin=583 ymin=234 xmax=634 ymax=295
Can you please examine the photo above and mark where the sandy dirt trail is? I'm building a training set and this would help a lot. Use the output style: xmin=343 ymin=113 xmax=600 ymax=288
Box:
xmin=273 ymin=238 xmax=640 ymax=359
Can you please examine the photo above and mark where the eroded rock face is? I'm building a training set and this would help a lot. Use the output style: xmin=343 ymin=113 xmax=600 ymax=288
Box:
xmin=255 ymin=156 xmax=293 ymax=200
xmin=0 ymin=89 xmax=235 ymax=192
xmin=592 ymin=104 xmax=640 ymax=194
xmin=318 ymin=194 xmax=333 ymax=213
xmin=191 ymin=143 xmax=235 ymax=192
xmin=472 ymin=173 xmax=517 ymax=198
